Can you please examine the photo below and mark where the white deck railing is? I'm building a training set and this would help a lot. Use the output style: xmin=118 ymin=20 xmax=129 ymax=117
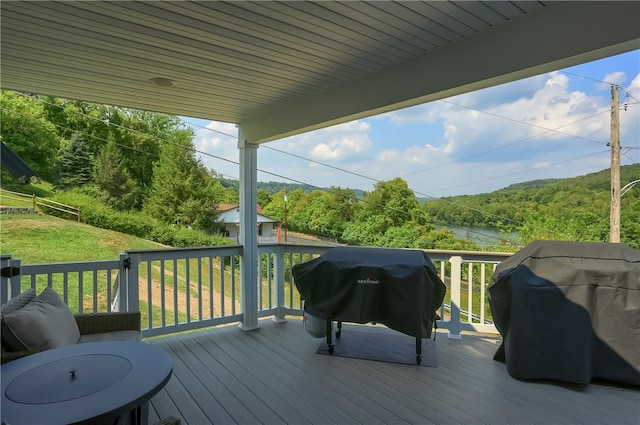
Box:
xmin=1 ymin=245 xmax=511 ymax=338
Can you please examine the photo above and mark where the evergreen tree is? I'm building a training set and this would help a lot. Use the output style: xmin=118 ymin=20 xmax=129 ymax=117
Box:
xmin=144 ymin=136 xmax=220 ymax=231
xmin=93 ymin=140 xmax=140 ymax=210
xmin=57 ymin=132 xmax=93 ymax=188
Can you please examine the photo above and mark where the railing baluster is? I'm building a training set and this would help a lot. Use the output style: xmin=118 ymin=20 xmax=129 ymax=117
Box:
xmin=219 ymin=256 xmax=225 ymax=317
xmin=268 ymin=253 xmax=273 ymax=310
xmin=78 ymin=271 xmax=83 ymax=314
xmin=230 ymin=255 xmax=236 ymax=316
xmin=480 ymin=263 xmax=486 ymax=324
xmin=185 ymin=259 xmax=190 ymax=323
xmin=197 ymin=257 xmax=203 ymax=321
xmin=173 ymin=258 xmax=178 ymax=325
xmin=107 ymin=267 xmax=113 ymax=313
xmin=257 ymin=254 xmax=263 ymax=311
xmin=142 ymin=260 xmax=154 ymax=328
xmin=208 ymin=256 xmax=215 ymax=319
xmin=467 ymin=262 xmax=473 ymax=323
xmin=92 ymin=269 xmax=98 ymax=313
xmin=160 ymin=259 xmax=166 ymax=327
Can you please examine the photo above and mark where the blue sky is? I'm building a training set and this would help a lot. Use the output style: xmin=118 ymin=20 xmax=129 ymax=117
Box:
xmin=187 ymin=49 xmax=639 ymax=198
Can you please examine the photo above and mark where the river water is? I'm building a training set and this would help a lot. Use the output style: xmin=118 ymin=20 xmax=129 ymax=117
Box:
xmin=442 ymin=226 xmax=520 ymax=248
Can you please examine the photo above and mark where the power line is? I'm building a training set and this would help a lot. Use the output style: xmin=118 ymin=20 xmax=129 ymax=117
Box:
xmin=18 ymin=93 xmax=242 ymax=177
xmin=400 ymin=108 xmax=611 ymax=180
xmin=182 ymin=119 xmax=606 ymax=240
xmin=13 ymin=91 xmax=603 ymax=243
xmin=425 ymin=150 xmax=610 ymax=195
xmin=562 ymin=71 xmax=640 ymax=105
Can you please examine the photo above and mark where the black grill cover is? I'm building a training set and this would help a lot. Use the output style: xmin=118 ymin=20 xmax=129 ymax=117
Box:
xmin=488 ymin=240 xmax=640 ymax=385
xmin=293 ymin=247 xmax=446 ymax=338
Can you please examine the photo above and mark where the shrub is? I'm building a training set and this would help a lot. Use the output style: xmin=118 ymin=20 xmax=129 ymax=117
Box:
xmin=51 ymin=189 xmax=231 ymax=248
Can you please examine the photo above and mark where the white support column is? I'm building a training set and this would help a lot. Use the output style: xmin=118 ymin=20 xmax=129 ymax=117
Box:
xmin=238 ymin=129 xmax=260 ymax=331
xmin=448 ymin=256 xmax=463 ymax=339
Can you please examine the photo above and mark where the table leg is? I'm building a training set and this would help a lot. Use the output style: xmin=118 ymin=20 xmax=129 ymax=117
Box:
xmin=326 ymin=320 xmax=334 ymax=353
xmin=139 ymin=401 xmax=149 ymax=425
xmin=113 ymin=402 xmax=148 ymax=425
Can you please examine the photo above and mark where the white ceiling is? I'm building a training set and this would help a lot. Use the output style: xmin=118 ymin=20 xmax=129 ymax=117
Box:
xmin=1 ymin=1 xmax=638 ymax=143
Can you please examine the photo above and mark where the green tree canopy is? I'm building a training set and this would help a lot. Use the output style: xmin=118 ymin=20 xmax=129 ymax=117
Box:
xmin=0 ymin=90 xmax=63 ymax=181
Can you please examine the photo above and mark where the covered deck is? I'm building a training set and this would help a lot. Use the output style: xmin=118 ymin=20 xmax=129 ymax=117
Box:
xmin=3 ymin=244 xmax=638 ymax=424
xmin=148 ymin=318 xmax=639 ymax=425
xmin=2 ymin=4 xmax=639 ymax=424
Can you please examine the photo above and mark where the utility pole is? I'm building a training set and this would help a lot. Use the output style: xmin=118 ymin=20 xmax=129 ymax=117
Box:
xmin=610 ymin=85 xmax=620 ymax=243
xmin=283 ymin=189 xmax=288 ymax=243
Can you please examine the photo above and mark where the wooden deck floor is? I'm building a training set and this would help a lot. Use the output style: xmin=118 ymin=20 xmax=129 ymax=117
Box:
xmin=146 ymin=318 xmax=639 ymax=425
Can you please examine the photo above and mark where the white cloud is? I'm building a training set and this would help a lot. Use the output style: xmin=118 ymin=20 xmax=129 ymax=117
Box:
xmin=598 ymin=71 xmax=626 ymax=89
xmin=627 ymin=73 xmax=640 ymax=99
xmin=310 ymin=137 xmax=368 ymax=160
xmin=279 ymin=120 xmax=373 ymax=162
xmin=192 ymin=121 xmax=239 ymax=178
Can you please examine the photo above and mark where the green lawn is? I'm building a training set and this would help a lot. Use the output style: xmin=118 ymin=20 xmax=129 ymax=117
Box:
xmin=1 ymin=214 xmax=164 ymax=264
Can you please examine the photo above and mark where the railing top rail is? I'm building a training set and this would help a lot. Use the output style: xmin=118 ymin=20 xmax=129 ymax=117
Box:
xmin=258 ymin=244 xmax=335 ymax=255
xmin=19 ymin=259 xmax=121 ymax=272
xmin=126 ymin=245 xmax=242 ymax=255
xmin=125 ymin=245 xmax=243 ymax=261
xmin=425 ymin=249 xmax=513 ymax=263
xmin=259 ymin=244 xmax=513 ymax=262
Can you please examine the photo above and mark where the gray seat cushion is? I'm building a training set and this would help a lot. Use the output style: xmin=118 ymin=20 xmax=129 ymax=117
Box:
xmin=78 ymin=330 xmax=141 ymax=344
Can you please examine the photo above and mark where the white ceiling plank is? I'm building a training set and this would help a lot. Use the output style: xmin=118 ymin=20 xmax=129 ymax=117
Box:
xmin=165 ymin=1 xmax=395 ymax=71
xmin=89 ymin=1 xmax=369 ymax=80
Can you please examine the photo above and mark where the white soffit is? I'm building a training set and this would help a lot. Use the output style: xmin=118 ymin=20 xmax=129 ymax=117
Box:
xmin=1 ymin=1 xmax=638 ymax=143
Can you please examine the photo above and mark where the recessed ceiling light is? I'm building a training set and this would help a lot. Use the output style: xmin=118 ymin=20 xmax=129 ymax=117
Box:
xmin=149 ymin=77 xmax=175 ymax=87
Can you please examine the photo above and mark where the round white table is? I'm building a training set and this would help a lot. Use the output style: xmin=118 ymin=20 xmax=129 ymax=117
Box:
xmin=1 ymin=341 xmax=172 ymax=425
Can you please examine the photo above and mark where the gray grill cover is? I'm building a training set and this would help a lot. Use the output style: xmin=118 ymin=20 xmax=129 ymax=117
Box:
xmin=293 ymin=247 xmax=446 ymax=338
xmin=488 ymin=240 xmax=640 ymax=385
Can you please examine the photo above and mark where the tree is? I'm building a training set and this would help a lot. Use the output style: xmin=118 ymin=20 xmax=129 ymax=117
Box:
xmin=92 ymin=141 xmax=141 ymax=210
xmin=0 ymin=90 xmax=62 ymax=181
xmin=257 ymin=189 xmax=272 ymax=209
xmin=350 ymin=178 xmax=422 ymax=240
xmin=57 ymin=132 xmax=93 ymax=188
xmin=144 ymin=136 xmax=221 ymax=231
xmin=360 ymin=178 xmax=420 ymax=227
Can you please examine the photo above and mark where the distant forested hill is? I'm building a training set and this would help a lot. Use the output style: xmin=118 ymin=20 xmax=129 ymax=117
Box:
xmin=419 ymin=164 xmax=639 ymax=248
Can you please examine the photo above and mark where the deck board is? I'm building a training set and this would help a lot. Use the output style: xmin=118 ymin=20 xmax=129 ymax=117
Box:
xmin=148 ymin=318 xmax=640 ymax=425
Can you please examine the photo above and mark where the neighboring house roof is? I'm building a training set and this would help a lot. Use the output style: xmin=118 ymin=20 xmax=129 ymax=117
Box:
xmin=1 ymin=142 xmax=39 ymax=183
xmin=216 ymin=204 xmax=278 ymax=224
xmin=217 ymin=203 xmax=263 ymax=215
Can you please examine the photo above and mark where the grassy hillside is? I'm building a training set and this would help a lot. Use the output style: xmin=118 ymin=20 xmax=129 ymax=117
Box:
xmin=1 ymin=214 xmax=165 ymax=264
